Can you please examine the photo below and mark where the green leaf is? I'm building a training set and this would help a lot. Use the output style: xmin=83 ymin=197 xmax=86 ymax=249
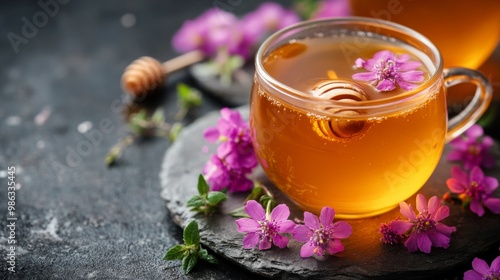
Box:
xmin=198 ymin=248 xmax=217 ymax=264
xmin=197 ymin=174 xmax=210 ymax=196
xmin=151 ymin=109 xmax=165 ymax=125
xmin=245 ymin=184 xmax=264 ymax=202
xmin=183 ymin=220 xmax=200 ymax=247
xmin=163 ymin=244 xmax=187 ymax=261
xmin=181 ymin=253 xmax=198 ymax=275
xmin=186 ymin=195 xmax=205 ymax=208
xmin=169 ymin=122 xmax=183 ymax=142
xmin=207 ymin=192 xmax=227 ymax=205
xmin=228 ymin=206 xmax=249 ymax=218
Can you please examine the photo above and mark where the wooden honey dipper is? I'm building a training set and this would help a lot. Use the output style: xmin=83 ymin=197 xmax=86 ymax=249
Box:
xmin=312 ymin=80 xmax=370 ymax=139
xmin=121 ymin=50 xmax=205 ymax=97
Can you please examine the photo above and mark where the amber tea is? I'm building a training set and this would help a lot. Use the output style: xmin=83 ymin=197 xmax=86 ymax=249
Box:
xmin=250 ymin=18 xmax=492 ymax=218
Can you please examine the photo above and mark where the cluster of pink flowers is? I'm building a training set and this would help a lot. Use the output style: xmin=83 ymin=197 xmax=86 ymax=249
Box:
xmin=379 ymin=194 xmax=456 ymax=253
xmin=172 ymin=3 xmax=300 ymax=60
xmin=235 ymin=201 xmax=352 ymax=258
xmin=445 ymin=124 xmax=500 ymax=216
xmin=172 ymin=1 xmax=351 ymax=61
xmin=202 ymin=108 xmax=258 ymax=192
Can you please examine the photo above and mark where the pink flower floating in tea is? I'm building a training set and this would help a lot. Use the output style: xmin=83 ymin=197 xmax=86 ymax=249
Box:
xmin=292 ymin=206 xmax=352 ymax=258
xmin=464 ymin=256 xmax=500 ymax=280
xmin=235 ymin=200 xmax=296 ymax=250
xmin=385 ymin=194 xmax=456 ymax=253
xmin=446 ymin=166 xmax=500 ymax=217
xmin=203 ymin=108 xmax=258 ymax=192
xmin=352 ymin=50 xmax=424 ymax=91
xmin=447 ymin=124 xmax=495 ymax=170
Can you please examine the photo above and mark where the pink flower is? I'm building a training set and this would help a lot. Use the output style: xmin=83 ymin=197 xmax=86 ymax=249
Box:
xmin=391 ymin=194 xmax=456 ymax=253
xmin=311 ymin=0 xmax=351 ymax=19
xmin=448 ymin=124 xmax=495 ymax=170
xmin=202 ymin=108 xmax=258 ymax=192
xmin=379 ymin=219 xmax=405 ymax=245
xmin=464 ymin=256 xmax=500 ymax=280
xmin=352 ymin=50 xmax=424 ymax=91
xmin=292 ymin=207 xmax=352 ymax=258
xmin=235 ymin=200 xmax=296 ymax=250
xmin=446 ymin=166 xmax=500 ymax=216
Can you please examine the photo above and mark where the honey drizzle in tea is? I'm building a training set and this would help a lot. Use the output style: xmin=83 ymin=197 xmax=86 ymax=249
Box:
xmin=250 ymin=35 xmax=448 ymax=218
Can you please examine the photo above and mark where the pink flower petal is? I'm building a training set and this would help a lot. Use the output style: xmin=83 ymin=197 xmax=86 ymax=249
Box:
xmin=446 ymin=178 xmax=466 ymax=194
xmin=404 ymin=232 xmax=419 ymax=252
xmin=433 ymin=205 xmax=450 ymax=222
xmin=327 ymin=239 xmax=344 ymax=255
xmin=242 ymin=232 xmax=260 ymax=249
xmin=471 ymin=257 xmax=490 ymax=275
xmin=416 ymin=232 xmax=432 ymax=253
xmin=396 ymin=80 xmax=419 ymax=91
xmin=451 ymin=165 xmax=468 ymax=183
xmin=236 ymin=218 xmax=261 ymax=233
xmin=447 ymin=150 xmax=465 ymax=161
xmin=292 ymin=225 xmax=313 ymax=242
xmin=416 ymin=193 xmax=427 ymax=213
xmin=272 ymin=234 xmax=289 ymax=249
xmin=319 ymin=207 xmax=335 ymax=226
xmin=466 ymin=125 xmax=483 ymax=139
xmin=491 ymin=256 xmax=500 ymax=271
xmin=435 ymin=223 xmax=456 ymax=236
xmin=398 ymin=61 xmax=422 ymax=71
xmin=399 ymin=70 xmax=424 ymax=82
xmin=259 ymin=238 xmax=272 ymax=250
xmin=427 ymin=196 xmax=440 ymax=215
xmin=354 ymin=58 xmax=366 ymax=68
xmin=352 ymin=72 xmax=377 ymax=82
xmin=331 ymin=221 xmax=352 ymax=239
xmin=304 ymin=211 xmax=320 ymax=230
xmin=399 ymin=201 xmax=417 ymax=221
xmin=427 ymin=230 xmax=451 ymax=249
xmin=278 ymin=220 xmax=296 ymax=233
xmin=463 ymin=270 xmax=483 ymax=280
xmin=300 ymin=241 xmax=316 ymax=258
xmin=245 ymin=200 xmax=265 ymax=221
xmin=376 ymin=79 xmax=396 ymax=91
xmin=483 ymin=198 xmax=500 ymax=214
xmin=203 ymin=127 xmax=220 ymax=142
xmin=270 ymin=204 xmax=290 ymax=222
xmin=390 ymin=220 xmax=413 ymax=235
xmin=470 ymin=200 xmax=485 ymax=217
xmin=484 ymin=177 xmax=499 ymax=193
xmin=469 ymin=166 xmax=485 ymax=183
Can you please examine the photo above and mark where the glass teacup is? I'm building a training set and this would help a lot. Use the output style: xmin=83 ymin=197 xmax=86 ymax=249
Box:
xmin=250 ymin=18 xmax=492 ymax=219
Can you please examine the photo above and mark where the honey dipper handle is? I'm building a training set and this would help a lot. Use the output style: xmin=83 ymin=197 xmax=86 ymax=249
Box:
xmin=162 ymin=50 xmax=205 ymax=73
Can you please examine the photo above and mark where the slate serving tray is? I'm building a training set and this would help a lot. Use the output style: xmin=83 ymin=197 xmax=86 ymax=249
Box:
xmin=160 ymin=107 xmax=500 ymax=280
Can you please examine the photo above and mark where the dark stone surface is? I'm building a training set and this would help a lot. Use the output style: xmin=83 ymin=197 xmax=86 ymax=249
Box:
xmin=160 ymin=106 xmax=500 ymax=280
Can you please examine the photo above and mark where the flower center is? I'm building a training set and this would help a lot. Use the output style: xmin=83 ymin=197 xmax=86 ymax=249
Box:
xmin=415 ymin=211 xmax=436 ymax=232
xmin=259 ymin=220 xmax=277 ymax=241
xmin=311 ymin=226 xmax=331 ymax=252
xmin=467 ymin=181 xmax=484 ymax=199
xmin=467 ymin=144 xmax=480 ymax=156
xmin=486 ymin=273 xmax=500 ymax=280
xmin=375 ymin=59 xmax=397 ymax=81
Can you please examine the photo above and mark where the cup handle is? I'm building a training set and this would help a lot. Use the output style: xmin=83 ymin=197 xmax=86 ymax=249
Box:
xmin=444 ymin=67 xmax=493 ymax=142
